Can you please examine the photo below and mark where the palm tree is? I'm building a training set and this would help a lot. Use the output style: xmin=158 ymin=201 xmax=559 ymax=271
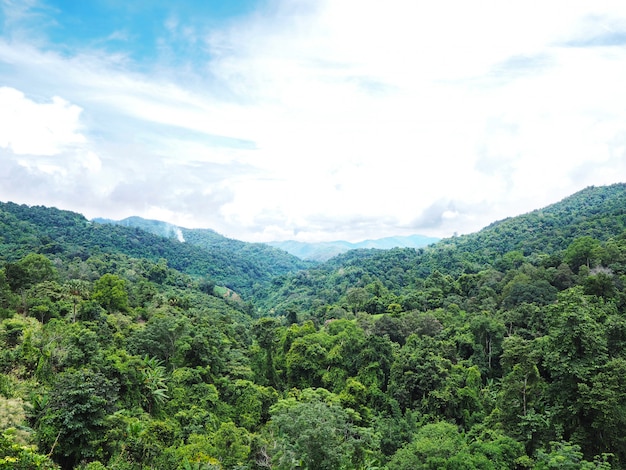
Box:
xmin=63 ymin=279 xmax=90 ymax=322
xmin=141 ymin=355 xmax=169 ymax=414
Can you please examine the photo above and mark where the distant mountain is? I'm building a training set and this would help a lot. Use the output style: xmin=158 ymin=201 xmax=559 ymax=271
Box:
xmin=0 ymin=204 xmax=309 ymax=297
xmin=93 ymin=216 xmax=314 ymax=290
xmin=267 ymin=234 xmax=440 ymax=261
xmin=93 ymin=216 xmax=187 ymax=242
xmin=325 ymin=183 xmax=626 ymax=277
xmin=255 ymin=183 xmax=626 ymax=312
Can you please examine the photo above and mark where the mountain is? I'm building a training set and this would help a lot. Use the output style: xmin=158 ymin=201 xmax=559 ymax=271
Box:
xmin=3 ymin=183 xmax=626 ymax=468
xmin=255 ymin=183 xmax=626 ymax=313
xmin=92 ymin=216 xmax=187 ymax=241
xmin=266 ymin=234 xmax=440 ymax=261
xmin=94 ymin=216 xmax=316 ymax=278
xmin=0 ymin=204 xmax=309 ymax=297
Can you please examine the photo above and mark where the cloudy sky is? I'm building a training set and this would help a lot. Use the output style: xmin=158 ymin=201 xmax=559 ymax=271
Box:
xmin=1 ymin=0 xmax=626 ymax=243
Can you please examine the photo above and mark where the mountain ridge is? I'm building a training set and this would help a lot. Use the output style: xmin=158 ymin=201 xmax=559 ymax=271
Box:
xmin=267 ymin=234 xmax=441 ymax=261
xmin=2 ymin=183 xmax=626 ymax=467
xmin=94 ymin=216 xmax=440 ymax=262
xmin=0 ymin=202 xmax=309 ymax=297
xmin=253 ymin=183 xmax=626 ymax=313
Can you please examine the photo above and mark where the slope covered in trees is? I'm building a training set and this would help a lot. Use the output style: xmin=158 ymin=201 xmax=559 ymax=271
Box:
xmin=94 ymin=216 xmax=314 ymax=277
xmin=0 ymin=203 xmax=309 ymax=297
xmin=1 ymin=183 xmax=626 ymax=469
xmin=257 ymin=183 xmax=626 ymax=314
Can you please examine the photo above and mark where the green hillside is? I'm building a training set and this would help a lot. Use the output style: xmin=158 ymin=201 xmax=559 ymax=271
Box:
xmin=0 ymin=203 xmax=309 ymax=297
xmin=1 ymin=183 xmax=626 ymax=469
xmin=256 ymin=183 xmax=626 ymax=315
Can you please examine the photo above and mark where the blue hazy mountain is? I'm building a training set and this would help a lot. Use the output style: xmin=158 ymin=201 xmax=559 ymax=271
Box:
xmin=267 ymin=234 xmax=440 ymax=261
xmin=93 ymin=216 xmax=439 ymax=262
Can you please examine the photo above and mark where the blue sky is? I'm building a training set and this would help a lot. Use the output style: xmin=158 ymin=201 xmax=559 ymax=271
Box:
xmin=1 ymin=1 xmax=626 ymax=242
xmin=43 ymin=1 xmax=260 ymax=61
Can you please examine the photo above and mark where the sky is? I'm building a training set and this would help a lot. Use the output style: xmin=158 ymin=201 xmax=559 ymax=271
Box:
xmin=1 ymin=1 xmax=626 ymax=243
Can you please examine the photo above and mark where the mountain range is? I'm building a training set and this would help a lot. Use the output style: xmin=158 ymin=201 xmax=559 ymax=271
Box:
xmin=94 ymin=216 xmax=440 ymax=262
xmin=2 ymin=183 xmax=625 ymax=303
xmin=2 ymin=183 xmax=626 ymax=468
xmin=266 ymin=235 xmax=440 ymax=261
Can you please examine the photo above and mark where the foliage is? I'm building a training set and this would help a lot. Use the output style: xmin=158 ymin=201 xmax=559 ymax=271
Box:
xmin=267 ymin=391 xmax=378 ymax=469
xmin=0 ymin=184 xmax=625 ymax=468
xmin=0 ymin=429 xmax=59 ymax=469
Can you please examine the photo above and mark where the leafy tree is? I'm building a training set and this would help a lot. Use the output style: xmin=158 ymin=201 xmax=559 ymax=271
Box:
xmin=345 ymin=287 xmax=370 ymax=314
xmin=389 ymin=422 xmax=525 ymax=469
xmin=469 ymin=312 xmax=506 ymax=376
xmin=533 ymin=441 xmax=612 ymax=469
xmin=268 ymin=392 xmax=378 ymax=469
xmin=211 ymin=421 xmax=251 ymax=469
xmin=563 ymin=236 xmax=603 ymax=272
xmin=35 ymin=369 xmax=119 ymax=469
xmin=140 ymin=355 xmax=169 ymax=414
xmin=92 ymin=274 xmax=129 ymax=313
xmin=5 ymin=254 xmax=57 ymax=292
xmin=389 ymin=334 xmax=453 ymax=411
xmin=496 ymin=336 xmax=548 ymax=449
xmin=583 ymin=272 xmax=616 ymax=299
xmin=542 ymin=287 xmax=613 ymax=456
xmin=252 ymin=317 xmax=282 ymax=387
xmin=285 ymin=332 xmax=329 ymax=389
xmin=0 ymin=269 xmax=16 ymax=317
xmin=577 ymin=358 xmax=626 ymax=462
xmin=62 ymin=279 xmax=90 ymax=322
xmin=128 ymin=313 xmax=189 ymax=366
xmin=221 ymin=379 xmax=278 ymax=431
xmin=0 ymin=429 xmax=59 ymax=469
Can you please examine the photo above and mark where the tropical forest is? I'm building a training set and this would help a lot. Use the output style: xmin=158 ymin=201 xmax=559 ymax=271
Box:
xmin=2 ymin=183 xmax=626 ymax=469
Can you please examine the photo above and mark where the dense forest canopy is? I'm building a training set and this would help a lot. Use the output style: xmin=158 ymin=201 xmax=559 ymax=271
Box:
xmin=1 ymin=183 xmax=626 ymax=469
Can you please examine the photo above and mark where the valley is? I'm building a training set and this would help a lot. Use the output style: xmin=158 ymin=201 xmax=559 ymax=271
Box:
xmin=1 ymin=183 xmax=626 ymax=469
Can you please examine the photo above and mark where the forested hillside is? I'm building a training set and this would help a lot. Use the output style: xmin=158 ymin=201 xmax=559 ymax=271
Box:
xmin=0 ymin=203 xmax=309 ymax=297
xmin=94 ymin=216 xmax=314 ymax=279
xmin=2 ymin=183 xmax=626 ymax=469
xmin=257 ymin=183 xmax=626 ymax=315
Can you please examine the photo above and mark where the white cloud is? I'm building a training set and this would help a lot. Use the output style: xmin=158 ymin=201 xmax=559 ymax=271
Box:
xmin=1 ymin=0 xmax=626 ymax=242
xmin=0 ymin=86 xmax=85 ymax=155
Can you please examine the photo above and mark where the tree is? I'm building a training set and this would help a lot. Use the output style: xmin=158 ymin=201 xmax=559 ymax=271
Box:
xmin=92 ymin=274 xmax=129 ymax=313
xmin=345 ymin=287 xmax=370 ymax=314
xmin=222 ymin=379 xmax=278 ymax=431
xmin=389 ymin=335 xmax=453 ymax=411
xmin=35 ymin=369 xmax=119 ymax=469
xmin=63 ymin=279 xmax=90 ymax=322
xmin=252 ymin=317 xmax=282 ymax=387
xmin=285 ymin=333 xmax=329 ymax=389
xmin=268 ymin=393 xmax=378 ymax=469
xmin=563 ymin=237 xmax=602 ymax=272
xmin=542 ymin=287 xmax=611 ymax=455
xmin=0 ymin=269 xmax=16 ymax=317
xmin=583 ymin=272 xmax=616 ymax=299
xmin=0 ymin=429 xmax=59 ymax=469
xmin=5 ymin=254 xmax=57 ymax=292
xmin=128 ymin=313 xmax=190 ymax=367
xmin=577 ymin=358 xmax=626 ymax=462
xmin=388 ymin=422 xmax=524 ymax=469
xmin=211 ymin=421 xmax=251 ymax=469
xmin=469 ymin=312 xmax=506 ymax=376
xmin=141 ymin=356 xmax=169 ymax=414
xmin=497 ymin=336 xmax=547 ymax=446
xmin=533 ymin=441 xmax=612 ymax=469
